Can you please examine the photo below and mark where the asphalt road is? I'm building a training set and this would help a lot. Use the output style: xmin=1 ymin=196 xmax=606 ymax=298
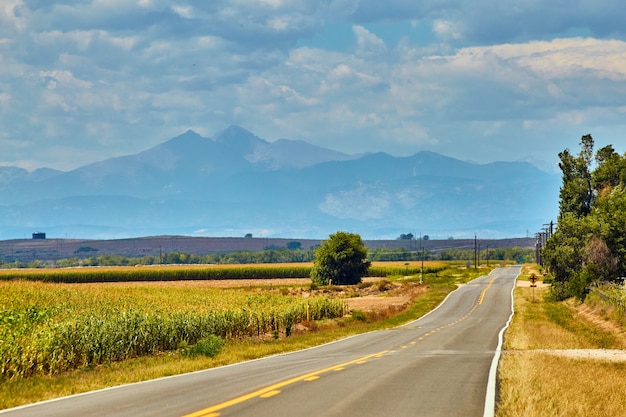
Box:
xmin=2 ymin=266 xmax=520 ymax=417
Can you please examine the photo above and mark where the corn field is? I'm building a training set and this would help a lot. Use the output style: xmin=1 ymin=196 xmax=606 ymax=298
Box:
xmin=0 ymin=264 xmax=313 ymax=283
xmin=0 ymin=280 xmax=345 ymax=379
xmin=0 ymin=262 xmax=449 ymax=283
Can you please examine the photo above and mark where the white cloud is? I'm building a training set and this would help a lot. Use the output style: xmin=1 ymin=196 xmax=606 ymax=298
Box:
xmin=0 ymin=0 xmax=27 ymax=32
xmin=433 ymin=20 xmax=462 ymax=40
xmin=353 ymin=25 xmax=387 ymax=56
xmin=171 ymin=5 xmax=193 ymax=19
xmin=319 ymin=184 xmax=391 ymax=220
xmin=0 ymin=1 xmax=625 ymax=170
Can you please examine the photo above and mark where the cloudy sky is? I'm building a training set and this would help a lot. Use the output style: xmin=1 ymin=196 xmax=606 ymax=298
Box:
xmin=1 ymin=0 xmax=625 ymax=172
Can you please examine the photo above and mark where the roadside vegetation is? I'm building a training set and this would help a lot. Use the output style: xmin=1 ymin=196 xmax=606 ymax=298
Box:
xmin=497 ymin=266 xmax=626 ymax=417
xmin=542 ymin=135 xmax=626 ymax=300
xmin=0 ymin=261 xmax=489 ymax=410
xmin=496 ymin=136 xmax=626 ymax=416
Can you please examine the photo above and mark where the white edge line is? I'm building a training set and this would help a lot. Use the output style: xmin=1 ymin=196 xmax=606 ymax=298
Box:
xmin=483 ymin=266 xmax=521 ymax=417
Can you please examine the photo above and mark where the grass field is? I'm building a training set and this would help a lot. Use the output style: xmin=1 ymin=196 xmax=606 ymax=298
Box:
xmin=496 ymin=268 xmax=626 ymax=417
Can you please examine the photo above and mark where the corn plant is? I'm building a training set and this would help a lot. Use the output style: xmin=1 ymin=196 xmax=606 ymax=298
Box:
xmin=0 ymin=281 xmax=345 ymax=379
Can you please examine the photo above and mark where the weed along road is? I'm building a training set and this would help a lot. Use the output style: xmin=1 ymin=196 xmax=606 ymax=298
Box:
xmin=1 ymin=266 xmax=520 ymax=417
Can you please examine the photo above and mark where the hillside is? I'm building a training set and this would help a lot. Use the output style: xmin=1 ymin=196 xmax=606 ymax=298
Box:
xmin=0 ymin=235 xmax=534 ymax=263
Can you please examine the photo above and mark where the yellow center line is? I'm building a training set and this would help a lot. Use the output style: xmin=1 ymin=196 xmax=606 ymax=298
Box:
xmin=181 ymin=350 xmax=389 ymax=417
xmin=478 ymin=276 xmax=499 ymax=305
xmin=409 ymin=275 xmax=502 ymax=347
xmin=260 ymin=390 xmax=281 ymax=398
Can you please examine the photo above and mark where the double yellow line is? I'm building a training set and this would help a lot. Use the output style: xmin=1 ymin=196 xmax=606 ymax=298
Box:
xmin=182 ymin=351 xmax=389 ymax=417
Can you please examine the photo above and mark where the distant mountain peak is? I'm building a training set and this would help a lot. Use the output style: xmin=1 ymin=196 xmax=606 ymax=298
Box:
xmin=171 ymin=129 xmax=204 ymax=141
xmin=214 ymin=125 xmax=265 ymax=143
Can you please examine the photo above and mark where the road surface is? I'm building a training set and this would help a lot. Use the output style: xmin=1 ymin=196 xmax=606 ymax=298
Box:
xmin=1 ymin=266 xmax=520 ymax=417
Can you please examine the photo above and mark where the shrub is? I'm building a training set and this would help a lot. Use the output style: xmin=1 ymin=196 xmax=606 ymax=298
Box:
xmin=350 ymin=310 xmax=367 ymax=322
xmin=187 ymin=335 xmax=224 ymax=357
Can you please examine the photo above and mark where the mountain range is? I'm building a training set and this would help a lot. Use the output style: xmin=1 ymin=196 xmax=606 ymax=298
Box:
xmin=0 ymin=126 xmax=560 ymax=240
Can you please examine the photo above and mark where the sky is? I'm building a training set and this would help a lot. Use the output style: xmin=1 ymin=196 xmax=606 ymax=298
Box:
xmin=1 ymin=1 xmax=626 ymax=172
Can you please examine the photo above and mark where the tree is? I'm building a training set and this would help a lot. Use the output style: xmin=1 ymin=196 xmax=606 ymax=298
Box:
xmin=544 ymin=135 xmax=626 ymax=300
xmin=286 ymin=241 xmax=302 ymax=250
xmin=397 ymin=233 xmax=414 ymax=240
xmin=593 ymin=145 xmax=626 ymax=195
xmin=310 ymin=231 xmax=371 ymax=285
xmin=557 ymin=134 xmax=594 ymax=219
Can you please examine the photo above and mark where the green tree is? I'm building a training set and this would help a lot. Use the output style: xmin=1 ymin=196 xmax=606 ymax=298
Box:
xmin=557 ymin=134 xmax=594 ymax=219
xmin=544 ymin=135 xmax=626 ymax=300
xmin=593 ymin=145 xmax=626 ymax=191
xmin=310 ymin=231 xmax=371 ymax=285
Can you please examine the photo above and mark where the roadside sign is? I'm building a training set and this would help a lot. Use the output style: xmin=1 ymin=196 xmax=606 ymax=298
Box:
xmin=529 ymin=273 xmax=538 ymax=301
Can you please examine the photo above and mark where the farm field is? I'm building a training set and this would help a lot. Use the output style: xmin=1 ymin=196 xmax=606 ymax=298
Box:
xmin=0 ymin=261 xmax=446 ymax=283
xmin=0 ymin=279 xmax=347 ymax=380
xmin=0 ymin=261 xmax=480 ymax=409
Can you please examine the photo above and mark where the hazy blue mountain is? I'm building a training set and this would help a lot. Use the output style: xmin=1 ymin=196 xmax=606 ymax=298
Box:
xmin=0 ymin=126 xmax=560 ymax=240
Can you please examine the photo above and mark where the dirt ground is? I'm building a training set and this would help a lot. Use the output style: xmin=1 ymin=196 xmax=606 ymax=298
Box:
xmin=97 ymin=277 xmax=418 ymax=314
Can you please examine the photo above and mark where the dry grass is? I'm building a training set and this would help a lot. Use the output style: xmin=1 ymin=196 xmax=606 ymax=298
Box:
xmin=497 ymin=280 xmax=626 ymax=417
xmin=370 ymin=260 xmax=447 ymax=268
xmin=497 ymin=353 xmax=626 ymax=417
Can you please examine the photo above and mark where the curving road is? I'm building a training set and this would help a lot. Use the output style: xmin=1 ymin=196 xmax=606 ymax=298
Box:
xmin=1 ymin=266 xmax=520 ymax=417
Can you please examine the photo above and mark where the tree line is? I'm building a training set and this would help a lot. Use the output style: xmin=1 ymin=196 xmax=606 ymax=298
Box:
xmin=543 ymin=135 xmax=626 ymax=300
xmin=1 ymin=245 xmax=533 ymax=269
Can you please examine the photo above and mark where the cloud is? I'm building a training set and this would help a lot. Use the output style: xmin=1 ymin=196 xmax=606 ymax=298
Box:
xmin=433 ymin=20 xmax=463 ymax=40
xmin=353 ymin=25 xmax=387 ymax=56
xmin=0 ymin=1 xmax=625 ymax=170
xmin=319 ymin=184 xmax=391 ymax=220
xmin=347 ymin=0 xmax=626 ymax=43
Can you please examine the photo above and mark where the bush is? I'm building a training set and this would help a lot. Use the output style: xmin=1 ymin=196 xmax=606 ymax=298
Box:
xmin=186 ymin=335 xmax=224 ymax=357
xmin=350 ymin=310 xmax=367 ymax=322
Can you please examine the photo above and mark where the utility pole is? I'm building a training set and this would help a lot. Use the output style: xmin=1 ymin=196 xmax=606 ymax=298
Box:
xmin=474 ymin=234 xmax=477 ymax=269
xmin=535 ymin=232 xmax=543 ymax=266
xmin=420 ymin=233 xmax=424 ymax=284
xmin=421 ymin=238 xmax=424 ymax=285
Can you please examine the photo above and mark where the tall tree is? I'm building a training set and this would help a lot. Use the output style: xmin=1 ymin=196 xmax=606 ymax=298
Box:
xmin=545 ymin=135 xmax=626 ymax=299
xmin=593 ymin=145 xmax=626 ymax=192
xmin=557 ymin=134 xmax=594 ymax=219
